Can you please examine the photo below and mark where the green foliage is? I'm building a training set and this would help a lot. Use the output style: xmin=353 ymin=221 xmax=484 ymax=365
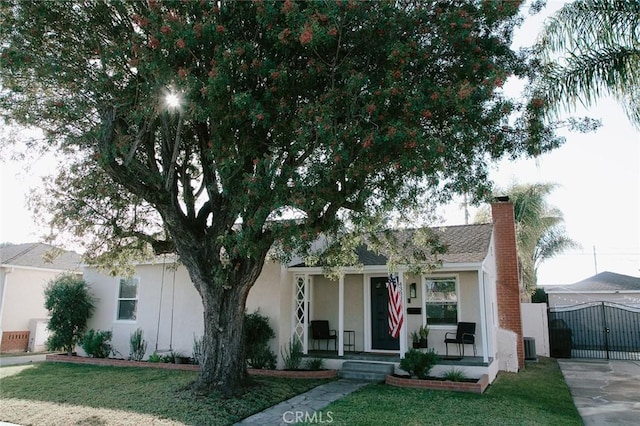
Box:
xmin=305 ymin=358 xmax=325 ymax=371
xmin=531 ymin=288 xmax=549 ymax=304
xmin=161 ymin=353 xmax=175 ymax=364
xmin=534 ymin=0 xmax=640 ymax=128
xmin=244 ymin=310 xmax=276 ymax=369
xmin=476 ymin=182 xmax=578 ymax=293
xmin=281 ymin=338 xmax=304 ymax=370
xmin=147 ymin=352 xmax=162 ymax=363
xmin=442 ymin=368 xmax=468 ymax=382
xmin=0 ymin=363 xmax=333 ymax=426
xmin=1 ymin=0 xmax=566 ymax=392
xmin=410 ymin=331 xmax=420 ymax=344
xmin=249 ymin=346 xmax=277 ymax=370
xmin=80 ymin=329 xmax=112 ymax=358
xmin=192 ymin=335 xmax=204 ymax=366
xmin=418 ymin=324 xmax=430 ymax=339
xmin=323 ymin=357 xmax=581 ymax=425
xmin=44 ymin=274 xmax=95 ymax=355
xmin=399 ymin=349 xmax=439 ymax=379
xmin=129 ymin=328 xmax=147 ymax=361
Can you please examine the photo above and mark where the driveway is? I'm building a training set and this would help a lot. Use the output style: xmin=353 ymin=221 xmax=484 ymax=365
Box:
xmin=558 ymin=359 xmax=640 ymax=425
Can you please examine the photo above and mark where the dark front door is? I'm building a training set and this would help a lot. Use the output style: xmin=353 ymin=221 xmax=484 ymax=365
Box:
xmin=371 ymin=277 xmax=400 ymax=350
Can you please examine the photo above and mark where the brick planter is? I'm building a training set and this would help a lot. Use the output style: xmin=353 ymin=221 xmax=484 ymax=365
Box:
xmin=385 ymin=373 xmax=489 ymax=394
xmin=46 ymin=354 xmax=199 ymax=371
xmin=248 ymin=368 xmax=337 ymax=379
xmin=46 ymin=354 xmax=337 ymax=378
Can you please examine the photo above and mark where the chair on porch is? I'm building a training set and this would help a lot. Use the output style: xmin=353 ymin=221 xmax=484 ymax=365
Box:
xmin=310 ymin=320 xmax=337 ymax=351
xmin=444 ymin=322 xmax=477 ymax=357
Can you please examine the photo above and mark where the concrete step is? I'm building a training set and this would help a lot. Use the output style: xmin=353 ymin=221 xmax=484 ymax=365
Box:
xmin=339 ymin=361 xmax=394 ymax=382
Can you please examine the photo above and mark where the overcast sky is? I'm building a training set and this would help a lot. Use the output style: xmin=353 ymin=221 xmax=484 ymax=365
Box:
xmin=1 ymin=1 xmax=638 ymax=285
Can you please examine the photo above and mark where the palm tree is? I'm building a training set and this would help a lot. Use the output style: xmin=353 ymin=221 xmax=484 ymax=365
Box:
xmin=476 ymin=183 xmax=579 ymax=296
xmin=534 ymin=0 xmax=640 ymax=128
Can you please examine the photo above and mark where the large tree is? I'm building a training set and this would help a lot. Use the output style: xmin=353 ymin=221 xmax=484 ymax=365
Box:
xmin=534 ymin=0 xmax=640 ymax=128
xmin=1 ymin=0 xmax=562 ymax=394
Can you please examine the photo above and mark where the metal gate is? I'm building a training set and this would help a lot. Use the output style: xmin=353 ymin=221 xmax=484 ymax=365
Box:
xmin=548 ymin=302 xmax=640 ymax=360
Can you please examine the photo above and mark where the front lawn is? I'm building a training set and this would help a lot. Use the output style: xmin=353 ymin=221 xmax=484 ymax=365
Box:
xmin=0 ymin=362 xmax=331 ymax=425
xmin=324 ymin=357 xmax=581 ymax=425
xmin=0 ymin=357 xmax=580 ymax=425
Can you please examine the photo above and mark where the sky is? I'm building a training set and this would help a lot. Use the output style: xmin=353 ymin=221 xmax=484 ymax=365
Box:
xmin=1 ymin=1 xmax=638 ymax=286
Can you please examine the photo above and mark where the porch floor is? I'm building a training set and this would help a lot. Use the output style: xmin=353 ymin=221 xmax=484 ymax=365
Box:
xmin=304 ymin=350 xmax=493 ymax=367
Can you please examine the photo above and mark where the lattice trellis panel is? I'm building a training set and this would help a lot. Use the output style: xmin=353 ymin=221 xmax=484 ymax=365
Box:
xmin=292 ymin=275 xmax=307 ymax=346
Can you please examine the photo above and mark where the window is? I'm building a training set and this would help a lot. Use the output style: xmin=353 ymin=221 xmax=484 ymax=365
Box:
xmin=425 ymin=277 xmax=457 ymax=325
xmin=117 ymin=277 xmax=138 ymax=321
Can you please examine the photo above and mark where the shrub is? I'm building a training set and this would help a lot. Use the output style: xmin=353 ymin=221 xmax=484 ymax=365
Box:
xmin=192 ymin=335 xmax=204 ymax=365
xmin=443 ymin=367 xmax=468 ymax=382
xmin=531 ymin=288 xmax=549 ymax=303
xmin=44 ymin=274 xmax=95 ymax=355
xmin=281 ymin=338 xmax=303 ymax=370
xmin=80 ymin=329 xmax=112 ymax=358
xmin=244 ymin=310 xmax=277 ymax=369
xmin=249 ymin=345 xmax=277 ymax=370
xmin=161 ymin=352 xmax=175 ymax=363
xmin=305 ymin=358 xmax=324 ymax=371
xmin=129 ymin=328 xmax=147 ymax=361
xmin=399 ymin=349 xmax=439 ymax=379
xmin=147 ymin=352 xmax=162 ymax=363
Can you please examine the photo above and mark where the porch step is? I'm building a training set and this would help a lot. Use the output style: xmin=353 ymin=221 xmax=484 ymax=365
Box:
xmin=339 ymin=361 xmax=395 ymax=382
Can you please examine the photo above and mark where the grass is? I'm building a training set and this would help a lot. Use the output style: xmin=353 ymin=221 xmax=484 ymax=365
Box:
xmin=322 ymin=357 xmax=582 ymax=426
xmin=0 ymin=357 xmax=581 ymax=426
xmin=0 ymin=362 xmax=332 ymax=425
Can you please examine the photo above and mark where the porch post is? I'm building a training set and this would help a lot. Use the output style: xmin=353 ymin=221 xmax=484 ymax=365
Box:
xmin=399 ymin=271 xmax=407 ymax=358
xmin=478 ymin=268 xmax=489 ymax=363
xmin=338 ymin=274 xmax=345 ymax=356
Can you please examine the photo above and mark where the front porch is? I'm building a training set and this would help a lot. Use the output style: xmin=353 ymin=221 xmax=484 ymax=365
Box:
xmin=305 ymin=350 xmax=493 ymax=367
xmin=304 ymin=350 xmax=497 ymax=382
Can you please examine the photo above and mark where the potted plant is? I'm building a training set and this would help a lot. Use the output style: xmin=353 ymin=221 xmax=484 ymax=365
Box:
xmin=419 ymin=324 xmax=430 ymax=348
xmin=411 ymin=331 xmax=421 ymax=349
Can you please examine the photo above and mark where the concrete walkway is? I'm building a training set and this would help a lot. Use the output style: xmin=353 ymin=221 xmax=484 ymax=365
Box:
xmin=235 ymin=379 xmax=369 ymax=425
xmin=0 ymin=353 xmax=47 ymax=367
xmin=558 ymin=359 xmax=640 ymax=425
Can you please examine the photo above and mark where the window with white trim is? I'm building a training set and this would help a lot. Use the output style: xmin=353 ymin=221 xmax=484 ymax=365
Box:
xmin=425 ymin=277 xmax=457 ymax=325
xmin=117 ymin=277 xmax=138 ymax=321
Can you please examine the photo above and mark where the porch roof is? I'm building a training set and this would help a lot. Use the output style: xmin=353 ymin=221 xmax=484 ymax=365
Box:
xmin=290 ymin=223 xmax=493 ymax=267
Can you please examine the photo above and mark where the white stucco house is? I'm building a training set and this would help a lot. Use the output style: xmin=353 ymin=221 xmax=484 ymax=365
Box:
xmin=83 ymin=199 xmax=526 ymax=383
xmin=0 ymin=243 xmax=82 ymax=352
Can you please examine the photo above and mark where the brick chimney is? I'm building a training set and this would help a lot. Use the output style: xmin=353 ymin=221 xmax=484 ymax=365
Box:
xmin=491 ymin=196 xmax=524 ymax=369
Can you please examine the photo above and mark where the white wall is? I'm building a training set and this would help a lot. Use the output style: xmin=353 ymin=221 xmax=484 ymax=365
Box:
xmin=84 ymin=259 xmax=284 ymax=360
xmin=0 ymin=267 xmax=62 ymax=331
xmin=521 ymin=303 xmax=550 ymax=357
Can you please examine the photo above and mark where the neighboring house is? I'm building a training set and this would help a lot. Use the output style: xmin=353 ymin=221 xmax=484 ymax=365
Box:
xmin=83 ymin=199 xmax=525 ymax=382
xmin=0 ymin=243 xmax=82 ymax=352
xmin=545 ymin=272 xmax=640 ymax=308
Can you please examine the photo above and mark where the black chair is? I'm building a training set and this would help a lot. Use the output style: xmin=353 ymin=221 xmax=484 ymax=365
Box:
xmin=444 ymin=322 xmax=477 ymax=357
xmin=310 ymin=320 xmax=337 ymax=351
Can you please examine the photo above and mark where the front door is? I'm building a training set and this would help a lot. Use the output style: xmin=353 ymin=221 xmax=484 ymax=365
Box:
xmin=370 ymin=277 xmax=400 ymax=350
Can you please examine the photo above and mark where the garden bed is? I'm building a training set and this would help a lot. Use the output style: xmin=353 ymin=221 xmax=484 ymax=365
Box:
xmin=385 ymin=373 xmax=490 ymax=394
xmin=45 ymin=354 xmax=337 ymax=378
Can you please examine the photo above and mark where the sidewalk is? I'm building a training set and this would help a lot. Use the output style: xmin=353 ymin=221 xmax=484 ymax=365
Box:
xmin=0 ymin=353 xmax=47 ymax=367
xmin=235 ymin=379 xmax=369 ymax=425
xmin=558 ymin=359 xmax=640 ymax=425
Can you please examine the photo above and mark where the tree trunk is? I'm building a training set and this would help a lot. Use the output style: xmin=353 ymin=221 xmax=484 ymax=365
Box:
xmin=192 ymin=278 xmax=250 ymax=396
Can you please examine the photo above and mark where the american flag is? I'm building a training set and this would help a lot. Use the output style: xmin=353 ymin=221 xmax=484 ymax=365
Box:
xmin=387 ymin=275 xmax=403 ymax=339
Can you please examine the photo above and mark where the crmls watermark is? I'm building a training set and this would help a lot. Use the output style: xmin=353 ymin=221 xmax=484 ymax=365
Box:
xmin=282 ymin=410 xmax=334 ymax=424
